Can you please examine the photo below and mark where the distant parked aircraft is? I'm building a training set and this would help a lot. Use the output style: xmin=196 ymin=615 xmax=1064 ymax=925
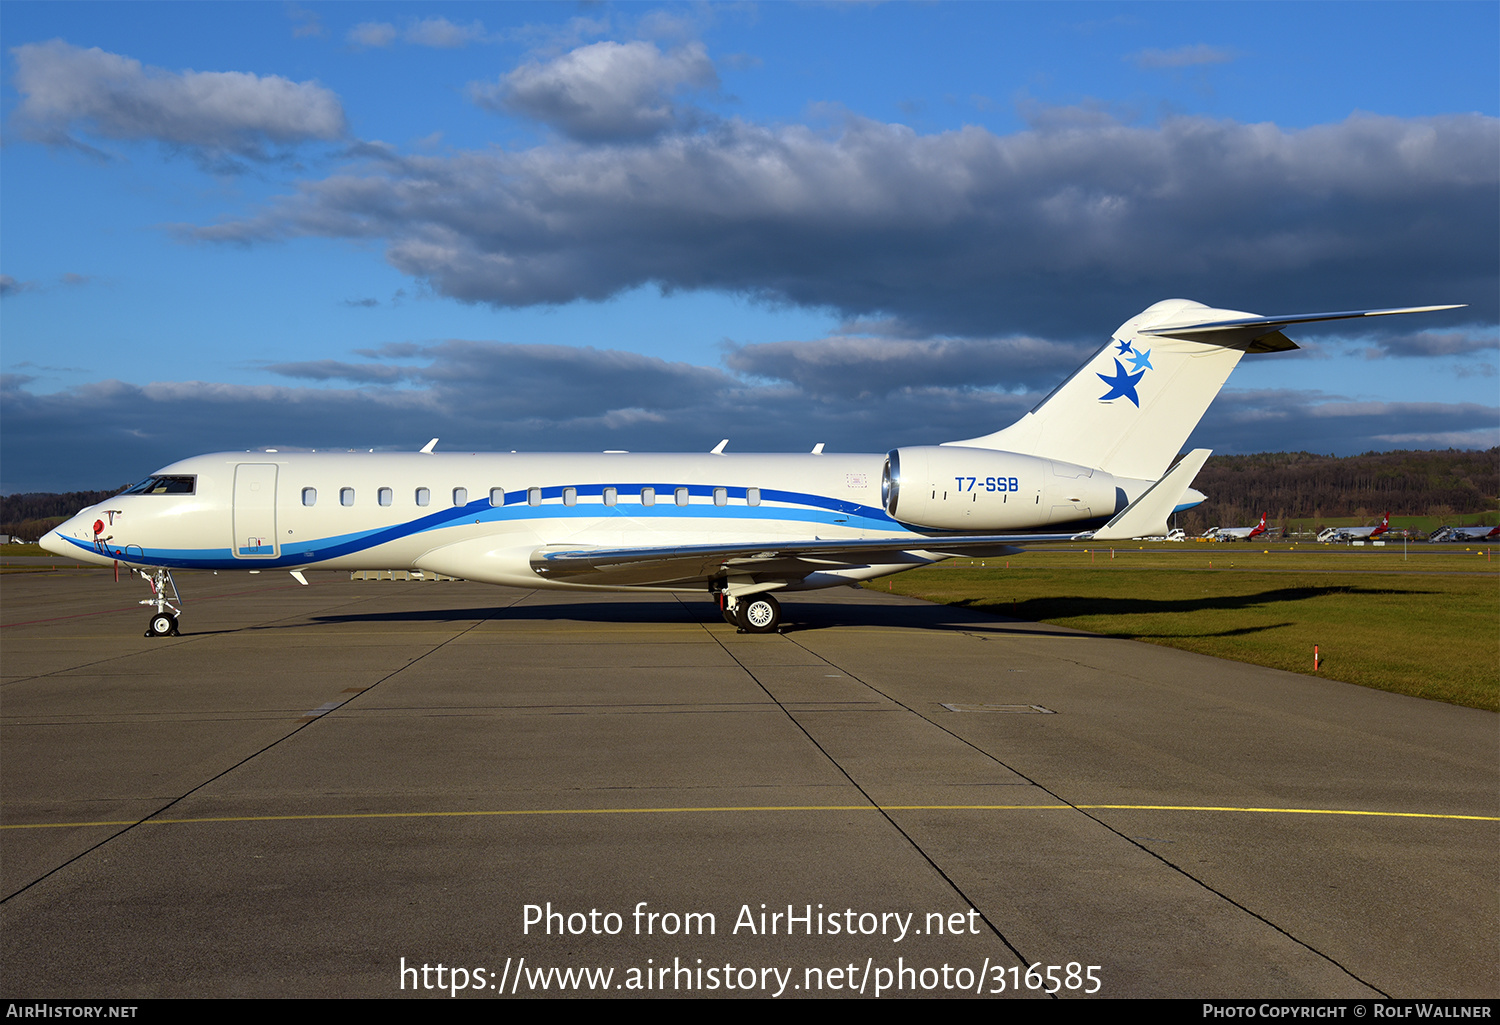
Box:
xmin=1318 ymin=514 xmax=1390 ymax=543
xmin=1213 ymin=513 xmax=1268 ymax=541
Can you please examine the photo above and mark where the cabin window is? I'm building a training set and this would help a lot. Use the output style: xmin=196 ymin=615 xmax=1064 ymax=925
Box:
xmin=713 ymin=487 xmax=727 ymax=507
xmin=301 ymin=488 xmax=317 ymax=507
xmin=747 ymin=487 xmax=761 ymax=507
xmin=340 ymin=488 xmax=355 ymax=507
xmin=563 ymin=487 xmax=577 ymax=507
xmin=453 ymin=487 xmax=467 ymax=507
xmin=378 ymin=487 xmax=393 ymax=507
xmin=415 ymin=488 xmax=430 ymax=507
xmin=675 ymin=487 xmax=689 ymax=507
xmin=528 ymin=487 xmax=541 ymax=506
xmin=490 ymin=488 xmax=504 ymax=507
xmin=603 ymin=487 xmax=617 ymax=507
xmin=641 ymin=487 xmax=655 ymax=506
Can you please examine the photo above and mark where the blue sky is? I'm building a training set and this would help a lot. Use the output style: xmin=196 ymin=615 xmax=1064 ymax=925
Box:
xmin=2 ymin=1 xmax=1495 ymax=492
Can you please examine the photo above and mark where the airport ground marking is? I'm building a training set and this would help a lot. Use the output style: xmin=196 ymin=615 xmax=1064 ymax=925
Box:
xmin=8 ymin=802 xmax=1497 ymax=830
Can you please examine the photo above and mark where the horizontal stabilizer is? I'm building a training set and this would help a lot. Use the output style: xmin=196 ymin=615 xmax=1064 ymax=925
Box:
xmin=1086 ymin=449 xmax=1212 ymax=542
xmin=1142 ymin=305 xmax=1465 ymax=351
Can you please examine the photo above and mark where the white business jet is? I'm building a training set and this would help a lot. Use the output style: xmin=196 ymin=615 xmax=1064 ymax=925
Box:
xmin=42 ymin=299 xmax=1461 ymax=637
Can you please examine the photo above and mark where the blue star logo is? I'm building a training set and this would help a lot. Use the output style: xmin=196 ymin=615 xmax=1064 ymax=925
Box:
xmin=1126 ymin=347 xmax=1153 ymax=373
xmin=1097 ymin=358 xmax=1146 ymax=406
xmin=1115 ymin=339 xmax=1134 ymax=355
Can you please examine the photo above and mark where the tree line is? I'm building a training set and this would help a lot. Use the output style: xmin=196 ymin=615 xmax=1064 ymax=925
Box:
xmin=1174 ymin=448 xmax=1498 ymax=534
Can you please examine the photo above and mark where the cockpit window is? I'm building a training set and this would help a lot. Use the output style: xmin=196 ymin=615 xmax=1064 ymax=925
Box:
xmin=123 ymin=475 xmax=196 ymax=495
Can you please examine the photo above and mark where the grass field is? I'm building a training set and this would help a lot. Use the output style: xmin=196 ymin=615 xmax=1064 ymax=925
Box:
xmin=873 ymin=544 xmax=1499 ymax=712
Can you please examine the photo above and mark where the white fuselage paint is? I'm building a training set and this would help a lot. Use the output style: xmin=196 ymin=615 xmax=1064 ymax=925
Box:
xmin=46 ymin=449 xmax=1145 ymax=592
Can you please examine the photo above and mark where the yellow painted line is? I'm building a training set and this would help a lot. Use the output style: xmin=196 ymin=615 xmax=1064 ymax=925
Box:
xmin=4 ymin=803 xmax=1496 ymax=830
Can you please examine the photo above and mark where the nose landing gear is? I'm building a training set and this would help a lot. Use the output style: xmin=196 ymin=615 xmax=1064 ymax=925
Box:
xmin=137 ymin=567 xmax=182 ymax=637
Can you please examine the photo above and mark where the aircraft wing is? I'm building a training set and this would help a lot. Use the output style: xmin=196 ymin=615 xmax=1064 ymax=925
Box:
xmin=530 ymin=532 xmax=1064 ymax=588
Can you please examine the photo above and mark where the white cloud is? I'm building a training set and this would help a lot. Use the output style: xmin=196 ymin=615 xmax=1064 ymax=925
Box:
xmin=10 ymin=40 xmax=346 ymax=163
xmin=473 ymin=40 xmax=719 ymax=141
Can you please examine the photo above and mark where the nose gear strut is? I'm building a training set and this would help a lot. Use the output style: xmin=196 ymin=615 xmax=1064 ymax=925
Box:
xmin=137 ymin=567 xmax=182 ymax=637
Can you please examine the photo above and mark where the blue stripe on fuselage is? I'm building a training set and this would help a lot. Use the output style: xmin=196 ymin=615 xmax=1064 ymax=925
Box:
xmin=64 ymin=485 xmax=904 ymax=570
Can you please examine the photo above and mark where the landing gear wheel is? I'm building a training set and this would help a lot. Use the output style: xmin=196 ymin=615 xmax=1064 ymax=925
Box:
xmin=722 ymin=604 xmax=740 ymax=626
xmin=147 ymin=613 xmax=178 ymax=637
xmin=738 ymin=594 xmax=781 ymax=634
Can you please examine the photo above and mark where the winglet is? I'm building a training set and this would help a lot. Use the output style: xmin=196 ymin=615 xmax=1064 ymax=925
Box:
xmin=1087 ymin=449 xmax=1212 ymax=541
xmin=420 ymin=438 xmax=439 ymax=454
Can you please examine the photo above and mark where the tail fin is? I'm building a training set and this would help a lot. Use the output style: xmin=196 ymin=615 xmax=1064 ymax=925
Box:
xmin=947 ymin=299 xmax=1465 ymax=482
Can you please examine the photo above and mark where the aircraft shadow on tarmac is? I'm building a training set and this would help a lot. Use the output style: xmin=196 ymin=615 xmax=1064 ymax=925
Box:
xmin=297 ymin=596 xmax=1075 ymax=637
xmin=220 ymin=583 xmax=1424 ymax=642
xmin=997 ymin=584 xmax=1426 ymax=620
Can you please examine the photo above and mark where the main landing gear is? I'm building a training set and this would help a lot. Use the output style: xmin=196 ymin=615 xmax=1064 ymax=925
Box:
xmin=136 ymin=567 xmax=182 ymax=637
xmin=718 ymin=591 xmax=782 ymax=634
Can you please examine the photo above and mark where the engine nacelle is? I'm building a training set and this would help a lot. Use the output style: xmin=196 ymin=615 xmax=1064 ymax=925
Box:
xmin=881 ymin=446 xmax=1124 ymax=531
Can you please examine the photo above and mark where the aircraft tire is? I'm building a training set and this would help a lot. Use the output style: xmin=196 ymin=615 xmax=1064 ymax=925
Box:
xmin=739 ymin=594 xmax=780 ymax=634
xmin=147 ymin=613 xmax=177 ymax=637
xmin=722 ymin=604 xmax=740 ymax=626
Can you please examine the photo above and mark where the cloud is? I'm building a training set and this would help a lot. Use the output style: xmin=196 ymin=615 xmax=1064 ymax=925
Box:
xmin=347 ymin=22 xmax=398 ymax=49
xmin=267 ymin=340 xmax=735 ymax=417
xmin=0 ymin=275 xmax=38 ymax=297
xmin=9 ymin=40 xmax=346 ymax=165
xmin=1191 ymin=388 xmax=1500 ymax=455
xmin=472 ymin=40 xmax=719 ymax=141
xmin=287 ymin=5 xmax=325 ymax=40
xmin=405 ymin=17 xmax=490 ymax=48
xmin=185 ymin=109 xmax=1499 ymax=338
xmin=342 ymin=297 xmax=380 ymax=308
xmin=1129 ymin=44 xmax=1236 ymax=70
xmin=724 ymin=331 xmax=1092 ymax=398
xmin=1355 ymin=328 xmax=1500 ymax=360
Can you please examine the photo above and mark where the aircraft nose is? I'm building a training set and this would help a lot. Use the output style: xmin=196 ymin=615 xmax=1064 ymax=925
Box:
xmin=40 ymin=526 xmax=70 ymax=556
xmin=40 ymin=514 xmax=106 ymax=564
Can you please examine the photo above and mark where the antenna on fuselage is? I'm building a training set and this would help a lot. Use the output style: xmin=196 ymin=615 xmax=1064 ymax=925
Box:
xmin=711 ymin=439 xmax=729 ymax=455
xmin=811 ymin=443 xmax=825 ymax=454
xmin=420 ymin=438 xmax=439 ymax=454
